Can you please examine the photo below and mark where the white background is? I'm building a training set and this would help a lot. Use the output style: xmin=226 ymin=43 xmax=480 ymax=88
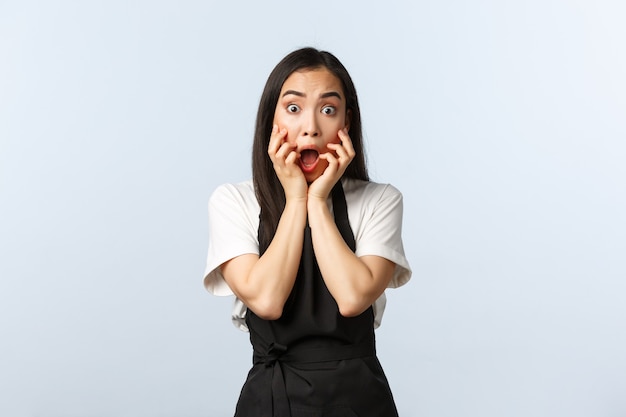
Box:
xmin=1 ymin=1 xmax=625 ymax=416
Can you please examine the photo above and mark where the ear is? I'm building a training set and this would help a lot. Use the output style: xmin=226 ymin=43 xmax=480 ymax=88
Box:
xmin=345 ymin=109 xmax=352 ymax=132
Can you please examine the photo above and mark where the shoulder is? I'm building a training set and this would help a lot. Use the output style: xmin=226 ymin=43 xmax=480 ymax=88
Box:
xmin=342 ymin=178 xmax=403 ymax=209
xmin=209 ymin=180 xmax=259 ymax=213
xmin=210 ymin=180 xmax=256 ymax=203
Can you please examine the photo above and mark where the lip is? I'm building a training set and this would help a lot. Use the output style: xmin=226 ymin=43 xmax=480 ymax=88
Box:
xmin=299 ymin=147 xmax=320 ymax=173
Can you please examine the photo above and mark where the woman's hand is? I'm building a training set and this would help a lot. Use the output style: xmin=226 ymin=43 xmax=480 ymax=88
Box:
xmin=268 ymin=124 xmax=308 ymax=201
xmin=308 ymin=128 xmax=355 ymax=201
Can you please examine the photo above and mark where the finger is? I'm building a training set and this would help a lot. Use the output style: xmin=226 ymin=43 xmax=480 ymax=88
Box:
xmin=327 ymin=142 xmax=352 ymax=165
xmin=275 ymin=140 xmax=297 ymax=163
xmin=284 ymin=149 xmax=301 ymax=166
xmin=267 ymin=125 xmax=279 ymax=154
xmin=327 ymin=142 xmax=347 ymax=159
xmin=337 ymin=128 xmax=356 ymax=158
xmin=318 ymin=152 xmax=339 ymax=174
xmin=269 ymin=127 xmax=288 ymax=156
xmin=268 ymin=125 xmax=288 ymax=156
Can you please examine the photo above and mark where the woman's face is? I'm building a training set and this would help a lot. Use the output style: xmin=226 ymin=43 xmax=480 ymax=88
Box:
xmin=273 ymin=67 xmax=350 ymax=183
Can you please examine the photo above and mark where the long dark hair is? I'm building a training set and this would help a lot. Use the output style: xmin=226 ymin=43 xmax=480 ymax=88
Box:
xmin=252 ymin=47 xmax=368 ymax=249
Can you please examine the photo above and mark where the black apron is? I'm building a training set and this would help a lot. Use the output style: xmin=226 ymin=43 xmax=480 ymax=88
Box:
xmin=234 ymin=182 xmax=399 ymax=417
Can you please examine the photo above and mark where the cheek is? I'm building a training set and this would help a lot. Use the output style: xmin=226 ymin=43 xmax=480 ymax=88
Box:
xmin=321 ymin=120 xmax=343 ymax=142
xmin=273 ymin=115 xmax=296 ymax=145
xmin=330 ymin=125 xmax=343 ymax=144
xmin=282 ymin=127 xmax=296 ymax=145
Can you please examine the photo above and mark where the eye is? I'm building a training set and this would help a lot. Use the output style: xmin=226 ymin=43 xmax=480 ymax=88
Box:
xmin=287 ymin=104 xmax=300 ymax=113
xmin=321 ymin=106 xmax=336 ymax=115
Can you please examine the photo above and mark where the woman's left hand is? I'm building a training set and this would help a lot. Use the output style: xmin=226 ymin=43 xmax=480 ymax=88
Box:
xmin=308 ymin=128 xmax=355 ymax=201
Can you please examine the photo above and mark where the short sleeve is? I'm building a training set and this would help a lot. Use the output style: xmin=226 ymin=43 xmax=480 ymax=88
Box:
xmin=203 ymin=182 xmax=260 ymax=296
xmin=350 ymin=183 xmax=412 ymax=289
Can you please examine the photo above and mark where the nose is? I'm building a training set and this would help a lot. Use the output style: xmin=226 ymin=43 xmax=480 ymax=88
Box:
xmin=302 ymin=112 xmax=320 ymax=137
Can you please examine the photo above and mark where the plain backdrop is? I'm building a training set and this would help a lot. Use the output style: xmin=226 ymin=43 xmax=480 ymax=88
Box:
xmin=1 ymin=1 xmax=625 ymax=416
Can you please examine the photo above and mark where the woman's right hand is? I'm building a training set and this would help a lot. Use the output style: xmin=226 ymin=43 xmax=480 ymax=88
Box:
xmin=268 ymin=124 xmax=307 ymax=201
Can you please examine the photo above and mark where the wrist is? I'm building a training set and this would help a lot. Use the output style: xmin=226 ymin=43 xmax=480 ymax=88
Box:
xmin=284 ymin=187 xmax=308 ymax=203
xmin=285 ymin=195 xmax=308 ymax=208
xmin=306 ymin=196 xmax=331 ymax=225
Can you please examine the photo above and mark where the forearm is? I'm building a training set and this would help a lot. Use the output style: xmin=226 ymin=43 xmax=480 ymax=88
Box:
xmin=307 ymin=198 xmax=388 ymax=317
xmin=225 ymin=198 xmax=307 ymax=319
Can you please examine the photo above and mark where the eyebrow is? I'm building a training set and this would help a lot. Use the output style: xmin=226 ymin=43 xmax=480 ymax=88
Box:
xmin=282 ymin=90 xmax=342 ymax=100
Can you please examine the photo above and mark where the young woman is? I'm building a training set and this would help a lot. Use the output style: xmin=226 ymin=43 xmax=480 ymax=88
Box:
xmin=204 ymin=47 xmax=412 ymax=417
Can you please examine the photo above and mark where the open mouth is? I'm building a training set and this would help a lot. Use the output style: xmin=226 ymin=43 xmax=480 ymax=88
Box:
xmin=300 ymin=149 xmax=319 ymax=169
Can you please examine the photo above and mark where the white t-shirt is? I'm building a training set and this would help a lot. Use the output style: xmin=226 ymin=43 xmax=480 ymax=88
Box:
xmin=203 ymin=177 xmax=412 ymax=331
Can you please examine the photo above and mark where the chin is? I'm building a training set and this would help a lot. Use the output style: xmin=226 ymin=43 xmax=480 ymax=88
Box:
xmin=305 ymin=174 xmax=320 ymax=184
xmin=304 ymin=166 xmax=327 ymax=184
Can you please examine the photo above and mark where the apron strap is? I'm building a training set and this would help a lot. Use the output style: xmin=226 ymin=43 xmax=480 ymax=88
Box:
xmin=331 ymin=181 xmax=356 ymax=252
